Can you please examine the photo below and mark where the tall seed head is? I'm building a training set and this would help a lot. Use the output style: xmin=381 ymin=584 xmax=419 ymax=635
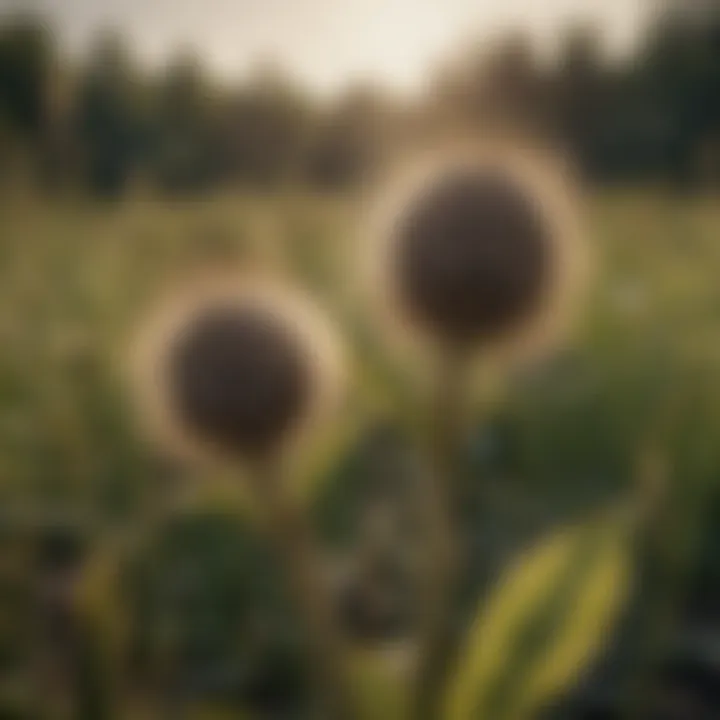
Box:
xmin=392 ymin=165 xmax=551 ymax=346
xmin=368 ymin=145 xmax=583 ymax=357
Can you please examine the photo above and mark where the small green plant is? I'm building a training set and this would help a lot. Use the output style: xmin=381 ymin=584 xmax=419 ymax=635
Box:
xmin=93 ymin=143 xmax=641 ymax=719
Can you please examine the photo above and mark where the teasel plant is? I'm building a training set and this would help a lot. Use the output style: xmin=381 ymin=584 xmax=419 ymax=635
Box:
xmin=102 ymin=142 xmax=657 ymax=720
xmin=128 ymin=276 xmax=355 ymax=718
xmin=361 ymin=141 xmax=589 ymax=719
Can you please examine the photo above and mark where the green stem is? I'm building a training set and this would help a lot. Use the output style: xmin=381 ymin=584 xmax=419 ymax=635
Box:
xmin=412 ymin=351 xmax=468 ymax=720
xmin=252 ymin=458 xmax=356 ymax=720
xmin=620 ymin=385 xmax=711 ymax=720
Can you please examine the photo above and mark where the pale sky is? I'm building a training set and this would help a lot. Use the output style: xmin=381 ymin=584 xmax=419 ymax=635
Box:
xmin=9 ymin=0 xmax=653 ymax=94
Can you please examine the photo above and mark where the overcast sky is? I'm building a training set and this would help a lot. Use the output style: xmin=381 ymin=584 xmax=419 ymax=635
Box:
xmin=7 ymin=0 xmax=653 ymax=94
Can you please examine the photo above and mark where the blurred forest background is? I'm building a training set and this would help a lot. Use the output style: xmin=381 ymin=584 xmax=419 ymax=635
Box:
xmin=0 ymin=0 xmax=720 ymax=718
xmin=1 ymin=0 xmax=720 ymax=196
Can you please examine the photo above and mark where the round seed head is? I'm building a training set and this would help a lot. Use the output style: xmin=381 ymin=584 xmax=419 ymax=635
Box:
xmin=132 ymin=278 xmax=344 ymax=463
xmin=367 ymin=144 xmax=584 ymax=357
xmin=392 ymin=164 xmax=551 ymax=346
xmin=167 ymin=302 xmax=313 ymax=458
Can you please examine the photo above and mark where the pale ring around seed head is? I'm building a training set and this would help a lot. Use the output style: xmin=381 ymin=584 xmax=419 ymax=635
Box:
xmin=130 ymin=276 xmax=345 ymax=466
xmin=364 ymin=143 xmax=587 ymax=360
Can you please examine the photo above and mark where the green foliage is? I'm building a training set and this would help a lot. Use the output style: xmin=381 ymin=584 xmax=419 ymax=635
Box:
xmin=75 ymin=505 xmax=311 ymax=717
xmin=0 ymin=191 xmax=717 ymax=717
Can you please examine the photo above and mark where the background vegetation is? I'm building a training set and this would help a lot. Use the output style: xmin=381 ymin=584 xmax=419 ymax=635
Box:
xmin=1 ymin=1 xmax=720 ymax=197
xmin=0 ymin=0 xmax=719 ymax=718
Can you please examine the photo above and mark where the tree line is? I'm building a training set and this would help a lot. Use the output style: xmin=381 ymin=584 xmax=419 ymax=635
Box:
xmin=1 ymin=1 xmax=719 ymax=198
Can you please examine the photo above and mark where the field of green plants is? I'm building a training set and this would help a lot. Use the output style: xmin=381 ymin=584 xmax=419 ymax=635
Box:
xmin=0 ymin=191 xmax=719 ymax=717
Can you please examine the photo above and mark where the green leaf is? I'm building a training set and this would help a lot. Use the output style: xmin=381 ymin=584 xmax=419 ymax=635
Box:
xmin=444 ymin=513 xmax=633 ymax=720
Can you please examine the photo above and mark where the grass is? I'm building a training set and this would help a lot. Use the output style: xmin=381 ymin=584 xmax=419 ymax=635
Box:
xmin=2 ymin=191 xmax=717 ymax=486
xmin=0 ymin=189 xmax=718 ymax=716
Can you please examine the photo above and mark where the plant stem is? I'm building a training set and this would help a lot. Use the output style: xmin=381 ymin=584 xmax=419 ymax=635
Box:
xmin=412 ymin=351 xmax=468 ymax=720
xmin=252 ymin=458 xmax=356 ymax=720
xmin=621 ymin=451 xmax=712 ymax=720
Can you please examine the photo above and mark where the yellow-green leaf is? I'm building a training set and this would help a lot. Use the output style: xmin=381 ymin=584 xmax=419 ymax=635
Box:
xmin=444 ymin=514 xmax=633 ymax=720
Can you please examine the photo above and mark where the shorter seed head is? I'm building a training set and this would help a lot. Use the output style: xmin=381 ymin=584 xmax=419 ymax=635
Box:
xmin=168 ymin=303 xmax=313 ymax=459
xmin=132 ymin=278 xmax=344 ymax=464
